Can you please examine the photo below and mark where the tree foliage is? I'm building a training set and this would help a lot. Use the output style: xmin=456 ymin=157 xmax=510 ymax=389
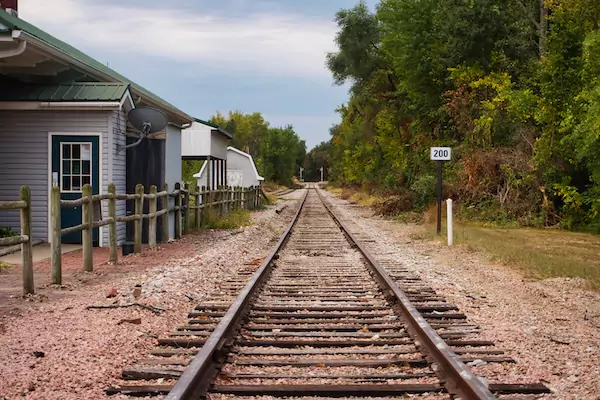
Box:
xmin=325 ymin=0 xmax=600 ymax=231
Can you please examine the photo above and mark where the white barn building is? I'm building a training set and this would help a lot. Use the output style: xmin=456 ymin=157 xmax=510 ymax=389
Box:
xmin=194 ymin=147 xmax=264 ymax=188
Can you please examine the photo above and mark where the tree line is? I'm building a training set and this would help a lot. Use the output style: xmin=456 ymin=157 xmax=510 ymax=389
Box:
xmin=317 ymin=0 xmax=600 ymax=232
xmin=182 ymin=111 xmax=306 ymax=187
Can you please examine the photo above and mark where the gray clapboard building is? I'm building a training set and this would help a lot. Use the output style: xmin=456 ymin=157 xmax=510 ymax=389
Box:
xmin=0 ymin=6 xmax=193 ymax=246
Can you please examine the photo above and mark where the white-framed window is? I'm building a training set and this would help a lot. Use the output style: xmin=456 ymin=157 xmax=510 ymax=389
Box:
xmin=60 ymin=142 xmax=92 ymax=193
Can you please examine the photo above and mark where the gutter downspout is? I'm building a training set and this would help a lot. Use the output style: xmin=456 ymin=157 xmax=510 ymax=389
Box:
xmin=0 ymin=31 xmax=26 ymax=58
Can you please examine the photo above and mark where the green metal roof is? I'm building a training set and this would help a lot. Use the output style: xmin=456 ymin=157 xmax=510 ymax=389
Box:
xmin=193 ymin=118 xmax=233 ymax=139
xmin=0 ymin=82 xmax=130 ymax=102
xmin=0 ymin=9 xmax=191 ymax=121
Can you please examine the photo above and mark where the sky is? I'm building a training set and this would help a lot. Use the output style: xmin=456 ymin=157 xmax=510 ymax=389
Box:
xmin=18 ymin=0 xmax=378 ymax=150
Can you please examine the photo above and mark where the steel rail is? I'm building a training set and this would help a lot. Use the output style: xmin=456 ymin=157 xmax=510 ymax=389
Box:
xmin=165 ymin=188 xmax=309 ymax=400
xmin=314 ymin=185 xmax=497 ymax=400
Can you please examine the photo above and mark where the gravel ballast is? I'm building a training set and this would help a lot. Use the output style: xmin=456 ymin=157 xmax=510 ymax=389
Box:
xmin=0 ymin=193 xmax=303 ymax=400
xmin=320 ymin=188 xmax=600 ymax=399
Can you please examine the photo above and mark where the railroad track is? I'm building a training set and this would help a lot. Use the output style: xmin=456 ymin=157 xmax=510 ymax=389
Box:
xmin=108 ymin=185 xmax=550 ymax=399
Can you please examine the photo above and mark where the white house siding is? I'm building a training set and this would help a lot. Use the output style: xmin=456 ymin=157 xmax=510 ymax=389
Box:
xmin=181 ymin=122 xmax=211 ymax=158
xmin=165 ymin=124 xmax=182 ymax=240
xmin=210 ymin=132 xmax=228 ymax=160
xmin=103 ymin=109 xmax=127 ymax=245
xmin=0 ymin=110 xmax=111 ymax=242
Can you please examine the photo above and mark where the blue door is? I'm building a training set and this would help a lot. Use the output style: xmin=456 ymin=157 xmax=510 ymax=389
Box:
xmin=51 ymin=136 xmax=100 ymax=244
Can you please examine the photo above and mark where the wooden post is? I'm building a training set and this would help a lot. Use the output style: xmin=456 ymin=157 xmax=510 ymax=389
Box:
xmin=218 ymin=186 xmax=224 ymax=218
xmin=223 ymin=186 xmax=228 ymax=214
xmin=134 ymin=184 xmax=144 ymax=253
xmin=108 ymin=184 xmax=118 ymax=263
xmin=233 ymin=187 xmax=238 ymax=211
xmin=20 ymin=185 xmax=34 ymax=294
xmin=174 ymin=182 xmax=182 ymax=239
xmin=82 ymin=184 xmax=93 ymax=272
xmin=50 ymin=185 xmax=61 ymax=286
xmin=162 ymin=183 xmax=169 ymax=242
xmin=206 ymin=156 xmax=212 ymax=191
xmin=183 ymin=183 xmax=190 ymax=234
xmin=195 ymin=189 xmax=201 ymax=230
xmin=200 ymin=186 xmax=207 ymax=227
xmin=149 ymin=185 xmax=157 ymax=248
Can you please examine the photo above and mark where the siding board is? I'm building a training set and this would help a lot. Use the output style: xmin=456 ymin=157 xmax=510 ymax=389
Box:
xmin=0 ymin=110 xmax=111 ymax=242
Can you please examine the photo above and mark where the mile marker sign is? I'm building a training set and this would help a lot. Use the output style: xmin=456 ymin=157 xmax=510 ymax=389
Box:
xmin=430 ymin=147 xmax=451 ymax=161
xmin=430 ymin=147 xmax=452 ymax=235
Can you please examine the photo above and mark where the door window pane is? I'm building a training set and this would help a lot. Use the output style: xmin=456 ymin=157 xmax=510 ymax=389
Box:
xmin=62 ymin=176 xmax=71 ymax=191
xmin=60 ymin=141 xmax=93 ymax=193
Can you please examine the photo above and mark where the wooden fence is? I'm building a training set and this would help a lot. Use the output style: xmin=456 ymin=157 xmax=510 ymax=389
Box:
xmin=49 ymin=183 xmax=262 ymax=285
xmin=0 ymin=186 xmax=34 ymax=294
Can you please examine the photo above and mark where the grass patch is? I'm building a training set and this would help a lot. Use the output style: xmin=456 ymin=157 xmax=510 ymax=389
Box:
xmin=202 ymin=210 xmax=253 ymax=230
xmin=0 ymin=261 xmax=12 ymax=271
xmin=348 ymin=192 xmax=383 ymax=207
xmin=419 ymin=221 xmax=600 ymax=290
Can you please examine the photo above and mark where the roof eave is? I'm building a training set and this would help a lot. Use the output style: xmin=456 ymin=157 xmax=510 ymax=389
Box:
xmin=18 ymin=30 xmax=193 ymax=125
xmin=193 ymin=118 xmax=233 ymax=138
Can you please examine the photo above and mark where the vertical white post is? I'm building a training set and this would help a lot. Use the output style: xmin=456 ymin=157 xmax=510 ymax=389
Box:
xmin=320 ymin=167 xmax=324 ymax=182
xmin=446 ymin=198 xmax=453 ymax=246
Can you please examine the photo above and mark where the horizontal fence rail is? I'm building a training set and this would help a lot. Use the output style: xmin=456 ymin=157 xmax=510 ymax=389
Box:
xmin=0 ymin=186 xmax=34 ymax=294
xmin=50 ymin=183 xmax=263 ymax=286
xmin=1 ymin=183 xmax=262 ymax=295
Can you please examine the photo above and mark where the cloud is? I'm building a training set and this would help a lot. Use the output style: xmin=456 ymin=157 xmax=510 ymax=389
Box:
xmin=18 ymin=0 xmax=338 ymax=77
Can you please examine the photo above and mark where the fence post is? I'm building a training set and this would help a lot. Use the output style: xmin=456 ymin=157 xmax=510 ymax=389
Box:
xmin=20 ymin=185 xmax=34 ymax=295
xmin=162 ymin=183 xmax=169 ymax=242
xmin=174 ymin=182 xmax=182 ymax=239
xmin=225 ymin=186 xmax=230 ymax=215
xmin=51 ymin=186 xmax=61 ymax=286
xmin=195 ymin=189 xmax=201 ymax=230
xmin=149 ymin=185 xmax=157 ymax=248
xmin=200 ymin=186 xmax=206 ymax=227
xmin=232 ymin=187 xmax=236 ymax=210
xmin=108 ymin=184 xmax=118 ymax=263
xmin=134 ymin=184 xmax=144 ymax=253
xmin=183 ymin=183 xmax=190 ymax=234
xmin=217 ymin=185 xmax=225 ymax=218
xmin=82 ymin=184 xmax=93 ymax=272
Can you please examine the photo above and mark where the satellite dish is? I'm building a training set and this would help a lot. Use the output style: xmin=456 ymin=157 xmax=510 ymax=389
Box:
xmin=117 ymin=107 xmax=169 ymax=153
xmin=128 ymin=107 xmax=168 ymax=134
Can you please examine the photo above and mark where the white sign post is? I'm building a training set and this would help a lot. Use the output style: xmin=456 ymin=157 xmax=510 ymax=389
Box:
xmin=319 ymin=166 xmax=324 ymax=182
xmin=430 ymin=147 xmax=452 ymax=235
